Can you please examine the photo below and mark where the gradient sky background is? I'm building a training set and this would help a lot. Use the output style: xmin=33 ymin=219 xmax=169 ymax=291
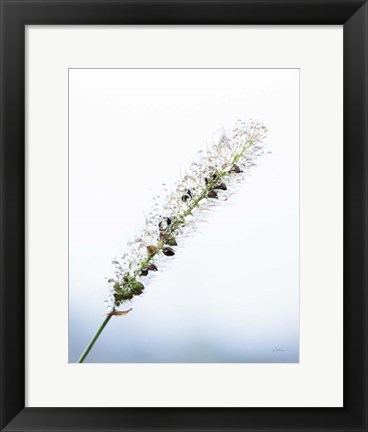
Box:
xmin=69 ymin=68 xmax=299 ymax=363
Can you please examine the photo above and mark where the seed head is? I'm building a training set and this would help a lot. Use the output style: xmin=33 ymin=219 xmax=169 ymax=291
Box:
xmin=106 ymin=119 xmax=268 ymax=310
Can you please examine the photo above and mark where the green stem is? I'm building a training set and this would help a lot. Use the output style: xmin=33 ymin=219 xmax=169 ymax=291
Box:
xmin=78 ymin=314 xmax=112 ymax=363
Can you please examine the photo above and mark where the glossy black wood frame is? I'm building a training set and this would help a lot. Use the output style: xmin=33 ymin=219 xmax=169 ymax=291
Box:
xmin=1 ymin=0 xmax=367 ymax=431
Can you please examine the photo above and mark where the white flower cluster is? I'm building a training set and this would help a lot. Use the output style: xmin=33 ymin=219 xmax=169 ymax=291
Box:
xmin=106 ymin=119 xmax=268 ymax=311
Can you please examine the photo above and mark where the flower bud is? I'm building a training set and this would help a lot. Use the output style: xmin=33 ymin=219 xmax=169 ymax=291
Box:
xmin=113 ymin=293 xmax=123 ymax=305
xmin=123 ymin=291 xmax=134 ymax=300
xmin=131 ymin=281 xmax=144 ymax=295
xmin=140 ymin=268 xmax=149 ymax=276
xmin=207 ymin=190 xmax=218 ymax=199
xmin=162 ymin=246 xmax=175 ymax=256
xmin=214 ymin=183 xmax=227 ymax=190
xmin=166 ymin=237 xmax=177 ymax=246
xmin=230 ymin=164 xmax=243 ymax=173
xmin=147 ymin=245 xmax=158 ymax=256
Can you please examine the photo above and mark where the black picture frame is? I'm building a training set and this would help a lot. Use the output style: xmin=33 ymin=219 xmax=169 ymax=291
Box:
xmin=1 ymin=0 xmax=367 ymax=431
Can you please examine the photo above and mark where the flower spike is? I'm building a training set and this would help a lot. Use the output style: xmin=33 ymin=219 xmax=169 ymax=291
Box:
xmin=105 ymin=119 xmax=268 ymax=312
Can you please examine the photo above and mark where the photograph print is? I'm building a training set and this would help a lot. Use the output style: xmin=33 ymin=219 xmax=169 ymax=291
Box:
xmin=69 ymin=68 xmax=299 ymax=363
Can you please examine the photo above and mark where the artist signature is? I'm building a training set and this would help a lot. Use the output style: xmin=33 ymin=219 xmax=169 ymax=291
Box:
xmin=272 ymin=347 xmax=285 ymax=353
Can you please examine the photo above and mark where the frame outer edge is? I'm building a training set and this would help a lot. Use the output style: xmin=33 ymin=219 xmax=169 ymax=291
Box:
xmin=1 ymin=1 xmax=26 ymax=431
xmin=1 ymin=0 xmax=368 ymax=431
xmin=343 ymin=1 xmax=368 ymax=430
